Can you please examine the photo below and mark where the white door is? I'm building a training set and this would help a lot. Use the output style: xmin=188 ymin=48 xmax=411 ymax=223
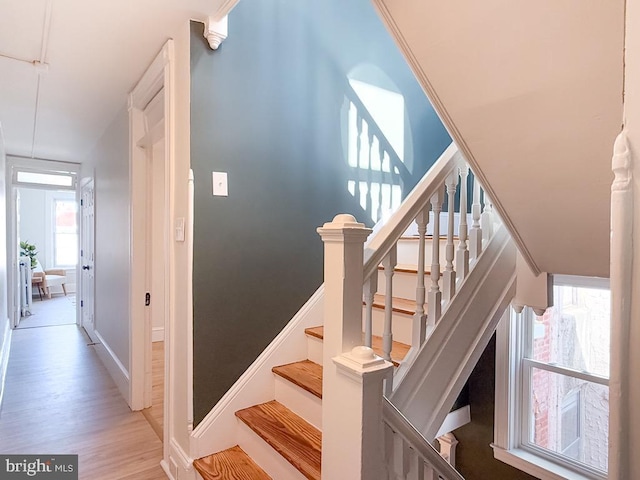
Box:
xmin=80 ymin=180 xmax=96 ymax=341
xmin=11 ymin=188 xmax=21 ymax=328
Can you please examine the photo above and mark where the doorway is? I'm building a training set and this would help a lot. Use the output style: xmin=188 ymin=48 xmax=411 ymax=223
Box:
xmin=7 ymin=160 xmax=80 ymax=331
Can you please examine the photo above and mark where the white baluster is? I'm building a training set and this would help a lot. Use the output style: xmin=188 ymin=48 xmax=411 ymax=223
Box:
xmin=413 ymin=209 xmax=428 ymax=348
xmin=407 ymin=448 xmax=425 ymax=480
xmin=469 ymin=175 xmax=483 ymax=260
xmin=437 ymin=433 xmax=459 ymax=468
xmin=423 ymin=465 xmax=438 ymax=480
xmin=456 ymin=166 xmax=469 ymax=279
xmin=363 ymin=275 xmax=378 ymax=348
xmin=481 ymin=193 xmax=494 ymax=242
xmin=366 ymin=131 xmax=374 ymax=219
xmin=442 ymin=174 xmax=457 ymax=303
xmin=428 ymin=190 xmax=443 ymax=326
xmin=354 ymin=113 xmax=363 ymax=205
xmin=382 ymin=246 xmax=397 ymax=362
xmin=391 ymin=434 xmax=411 ymax=480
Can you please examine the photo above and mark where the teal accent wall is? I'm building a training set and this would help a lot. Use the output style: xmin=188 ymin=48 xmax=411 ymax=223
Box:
xmin=190 ymin=0 xmax=451 ymax=425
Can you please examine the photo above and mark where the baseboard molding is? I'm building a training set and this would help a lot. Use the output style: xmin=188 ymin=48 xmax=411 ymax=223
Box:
xmin=152 ymin=326 xmax=164 ymax=343
xmin=191 ymin=285 xmax=325 ymax=459
xmin=165 ymin=438 xmax=197 ymax=480
xmin=93 ymin=330 xmax=130 ymax=405
xmin=0 ymin=319 xmax=12 ymax=414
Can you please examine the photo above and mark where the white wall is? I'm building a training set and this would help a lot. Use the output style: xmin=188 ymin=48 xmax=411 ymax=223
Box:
xmin=82 ymin=106 xmax=131 ymax=377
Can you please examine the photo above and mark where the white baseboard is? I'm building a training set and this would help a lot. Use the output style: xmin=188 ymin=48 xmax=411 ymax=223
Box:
xmin=191 ymin=286 xmax=325 ymax=459
xmin=152 ymin=327 xmax=165 ymax=343
xmin=94 ymin=330 xmax=130 ymax=405
xmin=166 ymin=438 xmax=196 ymax=480
xmin=0 ymin=319 xmax=12 ymax=413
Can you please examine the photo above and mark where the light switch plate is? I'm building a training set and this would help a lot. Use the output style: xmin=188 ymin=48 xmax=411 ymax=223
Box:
xmin=174 ymin=217 xmax=185 ymax=242
xmin=212 ymin=172 xmax=228 ymax=196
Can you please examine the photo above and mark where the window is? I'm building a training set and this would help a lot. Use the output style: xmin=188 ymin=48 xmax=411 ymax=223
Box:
xmin=53 ymin=199 xmax=78 ymax=267
xmin=494 ymin=276 xmax=609 ymax=480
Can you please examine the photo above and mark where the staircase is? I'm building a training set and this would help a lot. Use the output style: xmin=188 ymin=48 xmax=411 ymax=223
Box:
xmin=193 ymin=289 xmax=415 ymax=478
xmin=191 ymin=143 xmax=516 ymax=479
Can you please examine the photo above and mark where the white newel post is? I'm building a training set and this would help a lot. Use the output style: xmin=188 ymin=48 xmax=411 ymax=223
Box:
xmin=318 ymin=214 xmax=394 ymax=480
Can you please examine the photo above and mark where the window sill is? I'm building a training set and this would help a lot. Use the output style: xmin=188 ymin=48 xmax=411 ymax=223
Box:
xmin=492 ymin=445 xmax=604 ymax=480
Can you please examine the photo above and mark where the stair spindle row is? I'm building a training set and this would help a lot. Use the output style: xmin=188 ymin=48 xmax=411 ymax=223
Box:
xmin=360 ymin=159 xmax=497 ymax=366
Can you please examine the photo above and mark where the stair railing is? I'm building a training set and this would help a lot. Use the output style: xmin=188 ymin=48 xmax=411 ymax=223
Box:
xmin=383 ymin=398 xmax=465 ymax=480
xmin=361 ymin=143 xmax=496 ymax=364
xmin=318 ymin=142 xmax=497 ymax=478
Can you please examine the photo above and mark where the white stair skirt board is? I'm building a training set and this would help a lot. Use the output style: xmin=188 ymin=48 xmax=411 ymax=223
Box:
xmin=306 ymin=334 xmax=323 ymax=365
xmin=273 ymin=374 xmax=322 ymax=429
xmin=190 ymin=287 xmax=324 ymax=459
xmin=237 ymin=420 xmax=308 ymax=480
xmin=93 ymin=331 xmax=130 ymax=405
xmin=367 ymin=306 xmax=413 ymax=345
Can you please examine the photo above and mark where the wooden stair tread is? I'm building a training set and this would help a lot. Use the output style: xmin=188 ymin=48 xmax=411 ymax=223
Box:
xmin=194 ymin=445 xmax=271 ymax=480
xmin=272 ymin=360 xmax=323 ymax=399
xmin=304 ymin=326 xmax=410 ymax=367
xmin=235 ymin=400 xmax=321 ymax=480
xmin=371 ymin=293 xmax=416 ymax=315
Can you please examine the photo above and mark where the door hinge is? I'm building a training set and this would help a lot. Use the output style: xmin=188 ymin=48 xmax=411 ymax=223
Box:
xmin=80 ymin=249 xmax=84 ymax=257
xmin=81 ymin=300 xmax=84 ymax=307
xmin=145 ymin=292 xmax=151 ymax=306
xmin=80 ymin=199 xmax=84 ymax=206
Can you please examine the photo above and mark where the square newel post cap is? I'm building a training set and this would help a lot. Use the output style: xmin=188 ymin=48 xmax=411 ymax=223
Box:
xmin=333 ymin=346 xmax=394 ymax=382
xmin=317 ymin=214 xmax=372 ymax=243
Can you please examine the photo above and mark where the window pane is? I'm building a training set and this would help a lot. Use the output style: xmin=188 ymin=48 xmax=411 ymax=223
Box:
xmin=54 ymin=200 xmax=78 ymax=266
xmin=529 ymin=367 xmax=608 ymax=472
xmin=531 ymin=285 xmax=610 ymax=378
xmin=17 ymin=171 xmax=74 ymax=187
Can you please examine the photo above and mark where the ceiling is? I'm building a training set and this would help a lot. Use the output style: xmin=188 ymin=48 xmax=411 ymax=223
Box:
xmin=374 ymin=0 xmax=625 ymax=277
xmin=0 ymin=0 xmax=229 ymax=163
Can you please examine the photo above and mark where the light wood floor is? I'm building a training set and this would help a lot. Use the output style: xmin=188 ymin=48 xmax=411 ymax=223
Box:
xmin=0 ymin=324 xmax=167 ymax=480
xmin=142 ymin=341 xmax=164 ymax=440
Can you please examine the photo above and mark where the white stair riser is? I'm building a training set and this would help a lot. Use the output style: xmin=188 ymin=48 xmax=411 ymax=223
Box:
xmin=366 ymin=307 xmax=413 ymax=346
xmin=396 ymin=237 xmax=450 ymax=267
xmin=237 ymin=420 xmax=308 ymax=480
xmin=377 ymin=269 xmax=425 ymax=300
xmin=273 ymin=375 xmax=322 ymax=429
xmin=306 ymin=335 xmax=323 ymax=365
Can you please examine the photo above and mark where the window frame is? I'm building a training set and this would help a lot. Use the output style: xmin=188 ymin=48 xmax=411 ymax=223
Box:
xmin=493 ymin=275 xmax=610 ymax=480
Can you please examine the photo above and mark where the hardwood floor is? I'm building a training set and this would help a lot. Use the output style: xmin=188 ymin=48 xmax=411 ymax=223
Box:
xmin=142 ymin=341 xmax=164 ymax=440
xmin=0 ymin=324 xmax=167 ymax=479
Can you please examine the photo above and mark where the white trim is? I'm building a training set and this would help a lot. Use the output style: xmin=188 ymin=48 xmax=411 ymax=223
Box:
xmin=93 ymin=330 xmax=130 ymax=403
xmin=493 ymin=446 xmax=594 ymax=480
xmin=161 ymin=438 xmax=196 ymax=480
xmin=191 ymin=286 xmax=325 ymax=458
xmin=435 ymin=405 xmax=471 ymax=438
xmin=0 ymin=319 xmax=12 ymax=411
xmin=152 ymin=327 xmax=164 ymax=343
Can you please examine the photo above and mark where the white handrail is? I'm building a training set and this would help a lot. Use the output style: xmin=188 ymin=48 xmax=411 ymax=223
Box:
xmin=383 ymin=397 xmax=465 ymax=480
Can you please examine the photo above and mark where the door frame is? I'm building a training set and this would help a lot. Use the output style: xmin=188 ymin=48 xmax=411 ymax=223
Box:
xmin=128 ymin=41 xmax=175 ymax=462
xmin=5 ymin=157 xmax=81 ymax=329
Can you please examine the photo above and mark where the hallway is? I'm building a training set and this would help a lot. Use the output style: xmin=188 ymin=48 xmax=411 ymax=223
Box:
xmin=0 ymin=324 xmax=167 ymax=480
